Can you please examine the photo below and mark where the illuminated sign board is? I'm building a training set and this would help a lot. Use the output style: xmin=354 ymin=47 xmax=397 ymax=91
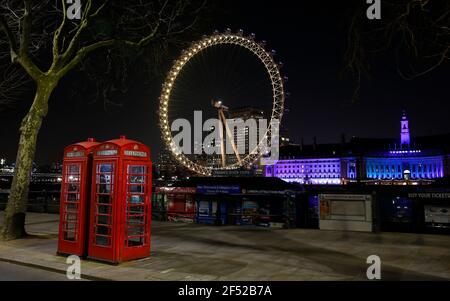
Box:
xmin=97 ymin=150 xmax=118 ymax=156
xmin=124 ymin=150 xmax=147 ymax=157
xmin=196 ymin=185 xmax=241 ymax=194
xmin=66 ymin=151 xmax=84 ymax=158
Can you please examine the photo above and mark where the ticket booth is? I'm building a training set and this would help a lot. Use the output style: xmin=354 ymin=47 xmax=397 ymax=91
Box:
xmin=166 ymin=187 xmax=196 ymax=223
xmin=58 ymin=138 xmax=100 ymax=257
xmin=88 ymin=136 xmax=152 ymax=264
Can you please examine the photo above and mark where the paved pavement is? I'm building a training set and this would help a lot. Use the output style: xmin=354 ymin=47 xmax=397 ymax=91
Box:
xmin=0 ymin=212 xmax=449 ymax=281
xmin=0 ymin=261 xmax=75 ymax=281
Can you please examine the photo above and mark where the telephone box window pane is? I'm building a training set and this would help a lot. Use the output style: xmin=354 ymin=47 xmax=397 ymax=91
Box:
xmin=64 ymin=231 xmax=76 ymax=241
xmin=68 ymin=165 xmax=80 ymax=174
xmin=68 ymin=183 xmax=80 ymax=192
xmin=65 ymin=203 xmax=78 ymax=211
xmin=97 ymin=184 xmax=112 ymax=194
xmin=97 ymin=174 xmax=113 ymax=184
xmin=98 ymin=205 xmax=112 ymax=215
xmin=67 ymin=174 xmax=80 ymax=183
xmin=128 ymin=166 xmax=145 ymax=174
xmin=96 ymin=236 xmax=111 ymax=247
xmin=65 ymin=213 xmax=78 ymax=222
xmin=127 ymin=206 xmax=145 ymax=214
xmin=128 ymin=195 xmax=144 ymax=204
xmin=64 ymin=223 xmax=76 ymax=231
xmin=128 ymin=175 xmax=145 ymax=184
xmin=67 ymin=176 xmax=80 ymax=184
xmin=97 ymin=215 xmax=111 ymax=225
xmin=129 ymin=185 xmax=144 ymax=193
xmin=98 ymin=195 xmax=112 ymax=204
xmin=128 ymin=215 xmax=144 ymax=225
xmin=98 ymin=164 xmax=113 ymax=173
xmin=67 ymin=193 xmax=79 ymax=202
xmin=127 ymin=226 xmax=144 ymax=236
xmin=96 ymin=225 xmax=111 ymax=236
xmin=127 ymin=236 xmax=144 ymax=247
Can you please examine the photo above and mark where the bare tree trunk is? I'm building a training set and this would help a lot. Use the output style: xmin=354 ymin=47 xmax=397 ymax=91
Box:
xmin=1 ymin=79 xmax=56 ymax=240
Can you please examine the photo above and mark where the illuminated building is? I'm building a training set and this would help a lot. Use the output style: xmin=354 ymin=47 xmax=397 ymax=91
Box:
xmin=364 ymin=111 xmax=445 ymax=182
xmin=266 ymin=111 xmax=449 ymax=185
xmin=265 ymin=158 xmax=348 ymax=185
xmin=228 ymin=106 xmax=264 ymax=161
xmin=227 ymin=106 xmax=265 ymax=174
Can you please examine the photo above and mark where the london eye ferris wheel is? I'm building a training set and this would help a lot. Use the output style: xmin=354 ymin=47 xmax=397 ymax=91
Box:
xmin=159 ymin=30 xmax=286 ymax=176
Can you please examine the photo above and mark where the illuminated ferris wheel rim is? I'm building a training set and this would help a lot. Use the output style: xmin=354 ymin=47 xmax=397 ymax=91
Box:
xmin=159 ymin=32 xmax=285 ymax=176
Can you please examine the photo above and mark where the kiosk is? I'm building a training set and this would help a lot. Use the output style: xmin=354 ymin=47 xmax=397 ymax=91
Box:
xmin=88 ymin=136 xmax=152 ymax=263
xmin=319 ymin=194 xmax=374 ymax=232
xmin=58 ymin=138 xmax=100 ymax=257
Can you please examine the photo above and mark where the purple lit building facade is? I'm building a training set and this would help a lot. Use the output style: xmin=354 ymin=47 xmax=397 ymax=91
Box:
xmin=265 ymin=112 xmax=449 ymax=185
xmin=264 ymin=158 xmax=357 ymax=185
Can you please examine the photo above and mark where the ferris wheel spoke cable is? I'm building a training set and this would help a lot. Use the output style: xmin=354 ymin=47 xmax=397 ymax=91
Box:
xmin=221 ymin=44 xmax=242 ymax=93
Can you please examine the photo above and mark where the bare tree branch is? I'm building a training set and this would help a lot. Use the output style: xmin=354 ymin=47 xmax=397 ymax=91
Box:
xmin=0 ymin=65 xmax=29 ymax=108
xmin=19 ymin=0 xmax=32 ymax=57
xmin=59 ymin=0 xmax=110 ymax=67
xmin=343 ymin=0 xmax=449 ymax=100
xmin=0 ymin=14 xmax=19 ymax=62
xmin=52 ymin=0 xmax=67 ymax=62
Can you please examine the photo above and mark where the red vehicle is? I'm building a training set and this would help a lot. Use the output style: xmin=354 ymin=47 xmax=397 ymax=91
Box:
xmin=87 ymin=136 xmax=152 ymax=264
xmin=58 ymin=138 xmax=100 ymax=257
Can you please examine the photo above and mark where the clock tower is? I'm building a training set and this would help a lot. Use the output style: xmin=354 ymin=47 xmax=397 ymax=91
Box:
xmin=400 ymin=110 xmax=410 ymax=149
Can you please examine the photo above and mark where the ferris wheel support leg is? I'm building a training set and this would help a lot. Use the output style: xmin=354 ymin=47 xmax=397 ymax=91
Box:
xmin=220 ymin=110 xmax=242 ymax=165
xmin=218 ymin=109 xmax=226 ymax=167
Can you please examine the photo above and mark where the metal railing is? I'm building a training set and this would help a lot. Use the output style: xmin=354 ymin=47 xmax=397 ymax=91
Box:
xmin=0 ymin=191 xmax=60 ymax=213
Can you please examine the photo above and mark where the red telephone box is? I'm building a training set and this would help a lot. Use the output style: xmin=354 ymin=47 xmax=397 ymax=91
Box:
xmin=88 ymin=136 xmax=152 ymax=263
xmin=58 ymin=138 xmax=100 ymax=257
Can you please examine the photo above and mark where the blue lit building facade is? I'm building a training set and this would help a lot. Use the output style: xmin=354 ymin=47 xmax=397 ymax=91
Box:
xmin=266 ymin=112 xmax=450 ymax=185
xmin=364 ymin=152 xmax=445 ymax=180
xmin=363 ymin=111 xmax=445 ymax=182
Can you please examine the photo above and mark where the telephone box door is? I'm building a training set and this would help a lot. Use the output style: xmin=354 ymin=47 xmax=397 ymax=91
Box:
xmin=88 ymin=160 xmax=117 ymax=262
xmin=122 ymin=162 xmax=152 ymax=260
xmin=58 ymin=162 xmax=84 ymax=254
xmin=58 ymin=139 xmax=99 ymax=257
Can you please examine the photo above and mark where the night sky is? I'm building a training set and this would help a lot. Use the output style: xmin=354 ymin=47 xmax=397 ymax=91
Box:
xmin=0 ymin=1 xmax=448 ymax=164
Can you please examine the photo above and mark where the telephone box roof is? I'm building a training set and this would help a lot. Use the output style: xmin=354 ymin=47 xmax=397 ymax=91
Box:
xmin=66 ymin=138 xmax=100 ymax=150
xmin=105 ymin=135 xmax=147 ymax=148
